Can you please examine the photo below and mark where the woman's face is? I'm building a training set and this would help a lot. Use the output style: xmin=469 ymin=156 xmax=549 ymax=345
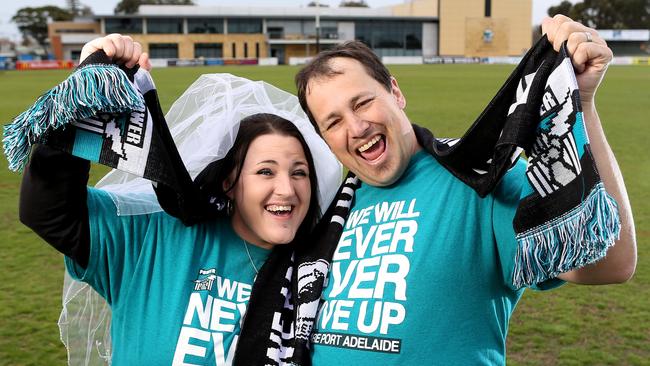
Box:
xmin=227 ymin=133 xmax=312 ymax=249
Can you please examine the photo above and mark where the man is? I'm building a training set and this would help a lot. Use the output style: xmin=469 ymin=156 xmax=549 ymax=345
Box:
xmin=77 ymin=15 xmax=635 ymax=364
xmin=293 ymin=15 xmax=636 ymax=364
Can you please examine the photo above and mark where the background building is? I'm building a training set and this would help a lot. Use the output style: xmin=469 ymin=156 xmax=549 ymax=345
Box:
xmin=48 ymin=20 xmax=101 ymax=61
xmin=599 ymin=29 xmax=650 ymax=56
xmin=48 ymin=0 xmax=534 ymax=63
xmin=439 ymin=0 xmax=532 ymax=57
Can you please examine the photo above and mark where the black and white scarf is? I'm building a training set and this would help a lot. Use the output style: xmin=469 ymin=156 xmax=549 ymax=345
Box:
xmin=3 ymin=36 xmax=619 ymax=366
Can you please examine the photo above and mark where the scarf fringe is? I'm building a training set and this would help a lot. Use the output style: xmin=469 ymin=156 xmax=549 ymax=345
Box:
xmin=512 ymin=182 xmax=620 ymax=288
xmin=3 ymin=64 xmax=144 ymax=172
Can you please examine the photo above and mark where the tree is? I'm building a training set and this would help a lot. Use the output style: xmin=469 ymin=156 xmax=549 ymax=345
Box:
xmin=66 ymin=0 xmax=94 ymax=16
xmin=115 ymin=0 xmax=150 ymax=14
xmin=67 ymin=0 xmax=82 ymax=14
xmin=114 ymin=0 xmax=195 ymax=15
xmin=308 ymin=1 xmax=330 ymax=7
xmin=12 ymin=6 xmax=73 ymax=52
xmin=339 ymin=1 xmax=369 ymax=7
xmin=547 ymin=1 xmax=574 ymax=19
xmin=547 ymin=0 xmax=650 ymax=29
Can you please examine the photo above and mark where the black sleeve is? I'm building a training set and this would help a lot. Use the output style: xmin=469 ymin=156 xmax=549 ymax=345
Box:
xmin=19 ymin=144 xmax=91 ymax=269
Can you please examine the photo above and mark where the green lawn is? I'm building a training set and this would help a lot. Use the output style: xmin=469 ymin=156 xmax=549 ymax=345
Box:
xmin=0 ymin=64 xmax=648 ymax=365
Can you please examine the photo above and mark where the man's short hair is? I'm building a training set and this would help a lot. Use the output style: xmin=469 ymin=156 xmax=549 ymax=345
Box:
xmin=295 ymin=41 xmax=392 ymax=130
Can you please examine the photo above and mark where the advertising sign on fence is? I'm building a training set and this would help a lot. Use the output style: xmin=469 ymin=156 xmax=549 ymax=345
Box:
xmin=16 ymin=60 xmax=75 ymax=70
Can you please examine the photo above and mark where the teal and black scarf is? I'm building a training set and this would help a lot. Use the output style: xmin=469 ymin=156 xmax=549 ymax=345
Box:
xmin=419 ymin=35 xmax=620 ymax=287
xmin=4 ymin=51 xmax=196 ymax=209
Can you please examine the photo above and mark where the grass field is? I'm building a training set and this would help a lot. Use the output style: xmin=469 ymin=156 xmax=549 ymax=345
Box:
xmin=0 ymin=64 xmax=648 ymax=365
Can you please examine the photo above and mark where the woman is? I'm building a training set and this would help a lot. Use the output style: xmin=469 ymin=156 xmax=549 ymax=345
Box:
xmin=18 ymin=36 xmax=340 ymax=365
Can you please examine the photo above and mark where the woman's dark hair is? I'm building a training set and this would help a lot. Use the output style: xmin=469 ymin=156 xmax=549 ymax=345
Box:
xmin=155 ymin=113 xmax=321 ymax=241
xmin=214 ymin=113 xmax=321 ymax=241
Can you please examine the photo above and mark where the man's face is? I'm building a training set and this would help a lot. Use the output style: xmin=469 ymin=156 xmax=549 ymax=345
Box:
xmin=305 ymin=57 xmax=419 ymax=187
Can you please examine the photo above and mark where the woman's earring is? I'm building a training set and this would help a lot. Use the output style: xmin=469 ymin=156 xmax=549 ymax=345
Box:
xmin=225 ymin=198 xmax=233 ymax=216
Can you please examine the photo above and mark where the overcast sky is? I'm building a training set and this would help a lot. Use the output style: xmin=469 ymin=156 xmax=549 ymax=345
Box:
xmin=1 ymin=0 xmax=571 ymax=41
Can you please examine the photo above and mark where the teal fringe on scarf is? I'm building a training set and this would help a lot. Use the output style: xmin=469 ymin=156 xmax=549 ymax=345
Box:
xmin=3 ymin=64 xmax=145 ymax=172
xmin=512 ymin=182 xmax=621 ymax=288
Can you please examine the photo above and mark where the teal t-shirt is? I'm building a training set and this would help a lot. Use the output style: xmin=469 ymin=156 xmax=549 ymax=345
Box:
xmin=65 ymin=188 xmax=270 ymax=365
xmin=311 ymin=151 xmax=562 ymax=365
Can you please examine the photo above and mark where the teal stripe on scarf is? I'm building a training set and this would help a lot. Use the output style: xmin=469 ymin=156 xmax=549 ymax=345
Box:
xmin=72 ymin=129 xmax=103 ymax=162
xmin=573 ymin=111 xmax=587 ymax=158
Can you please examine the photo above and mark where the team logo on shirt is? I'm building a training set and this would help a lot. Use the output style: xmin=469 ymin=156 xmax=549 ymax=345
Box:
xmin=193 ymin=268 xmax=217 ymax=291
xmin=174 ymin=267 xmax=253 ymax=365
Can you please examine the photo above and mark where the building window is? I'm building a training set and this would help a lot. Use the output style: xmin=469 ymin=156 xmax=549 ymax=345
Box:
xmin=194 ymin=43 xmax=223 ymax=58
xmin=355 ymin=20 xmax=422 ymax=57
xmin=244 ymin=43 xmax=248 ymax=58
xmin=267 ymin=20 xmax=301 ymax=38
xmin=301 ymin=20 xmax=337 ymax=38
xmin=57 ymin=28 xmax=96 ymax=34
xmin=406 ymin=34 xmax=421 ymax=50
xmin=149 ymin=43 xmax=178 ymax=58
xmin=105 ymin=18 xmax=143 ymax=34
xmin=227 ymin=18 xmax=262 ymax=34
xmin=147 ymin=18 xmax=183 ymax=34
xmin=320 ymin=26 xmax=339 ymax=39
xmin=231 ymin=43 xmax=236 ymax=58
xmin=255 ymin=42 xmax=259 ymax=58
xmin=188 ymin=18 xmax=224 ymax=34
xmin=267 ymin=27 xmax=283 ymax=39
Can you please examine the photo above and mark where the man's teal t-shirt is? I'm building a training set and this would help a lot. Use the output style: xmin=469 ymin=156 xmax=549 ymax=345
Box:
xmin=311 ymin=151 xmax=561 ymax=365
xmin=65 ymin=188 xmax=270 ymax=366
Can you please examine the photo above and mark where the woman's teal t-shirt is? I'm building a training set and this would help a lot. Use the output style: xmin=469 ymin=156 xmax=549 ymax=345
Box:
xmin=66 ymin=188 xmax=270 ymax=365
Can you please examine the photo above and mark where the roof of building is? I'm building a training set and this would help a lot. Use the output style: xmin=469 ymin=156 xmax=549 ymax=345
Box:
xmin=97 ymin=4 xmax=436 ymax=20
xmin=598 ymin=29 xmax=650 ymax=41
